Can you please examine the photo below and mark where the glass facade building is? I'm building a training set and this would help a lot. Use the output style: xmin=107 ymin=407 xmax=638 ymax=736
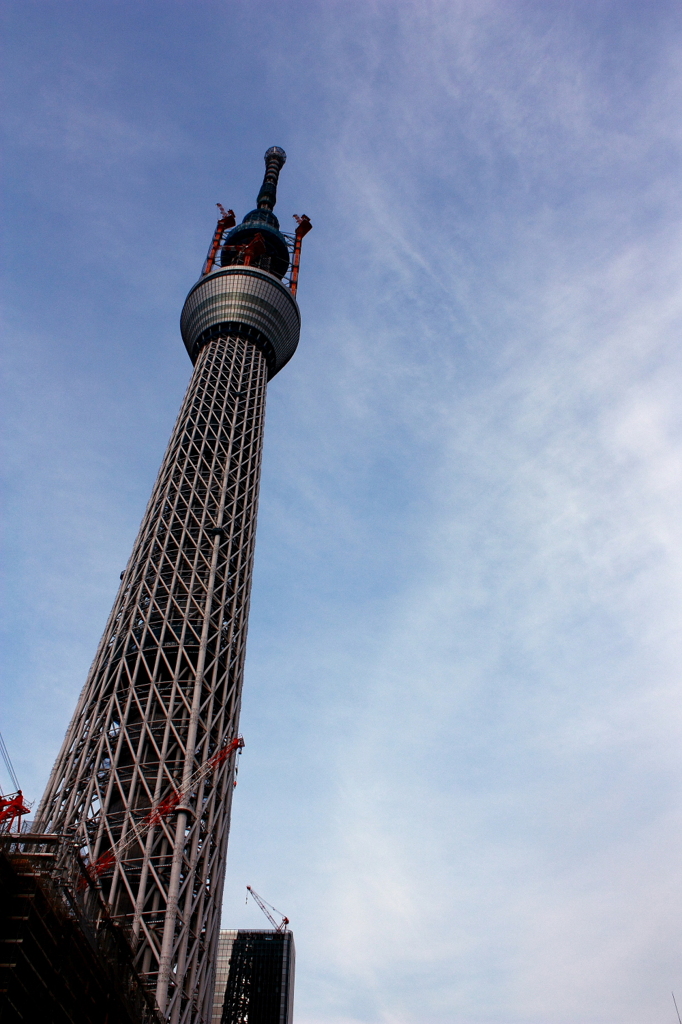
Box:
xmin=212 ymin=929 xmax=295 ymax=1024
xmin=212 ymin=930 xmax=238 ymax=1024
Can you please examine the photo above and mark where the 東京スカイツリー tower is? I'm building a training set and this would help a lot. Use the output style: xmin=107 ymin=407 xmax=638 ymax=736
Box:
xmin=35 ymin=148 xmax=311 ymax=1024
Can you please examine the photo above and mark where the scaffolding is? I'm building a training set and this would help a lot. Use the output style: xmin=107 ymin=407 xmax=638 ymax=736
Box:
xmin=0 ymin=831 xmax=163 ymax=1023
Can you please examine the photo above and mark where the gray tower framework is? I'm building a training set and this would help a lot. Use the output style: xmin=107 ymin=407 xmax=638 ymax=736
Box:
xmin=35 ymin=148 xmax=310 ymax=1024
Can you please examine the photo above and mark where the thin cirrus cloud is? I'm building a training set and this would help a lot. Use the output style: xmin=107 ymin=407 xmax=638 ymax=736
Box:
xmin=2 ymin=2 xmax=682 ymax=1022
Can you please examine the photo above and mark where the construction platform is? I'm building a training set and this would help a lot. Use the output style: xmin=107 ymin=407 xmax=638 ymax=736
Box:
xmin=0 ymin=832 xmax=162 ymax=1024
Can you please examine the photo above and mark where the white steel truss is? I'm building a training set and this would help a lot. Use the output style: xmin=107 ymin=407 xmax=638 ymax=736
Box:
xmin=37 ymin=332 xmax=269 ymax=1023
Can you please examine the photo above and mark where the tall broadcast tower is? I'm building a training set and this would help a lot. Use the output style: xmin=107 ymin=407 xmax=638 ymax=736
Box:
xmin=35 ymin=148 xmax=311 ymax=1024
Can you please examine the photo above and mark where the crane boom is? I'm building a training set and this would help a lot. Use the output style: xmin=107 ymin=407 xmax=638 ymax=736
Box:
xmin=83 ymin=736 xmax=244 ymax=885
xmin=0 ymin=732 xmax=20 ymax=792
xmin=0 ymin=731 xmax=32 ymax=833
xmin=246 ymin=886 xmax=289 ymax=932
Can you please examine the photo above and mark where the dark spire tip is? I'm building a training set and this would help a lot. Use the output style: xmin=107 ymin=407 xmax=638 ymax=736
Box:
xmin=257 ymin=147 xmax=287 ymax=211
xmin=264 ymin=146 xmax=286 ymax=166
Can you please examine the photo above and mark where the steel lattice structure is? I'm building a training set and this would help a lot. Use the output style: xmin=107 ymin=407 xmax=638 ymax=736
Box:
xmin=35 ymin=148 xmax=309 ymax=1024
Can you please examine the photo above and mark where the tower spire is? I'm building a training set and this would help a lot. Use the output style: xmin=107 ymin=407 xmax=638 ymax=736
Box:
xmin=257 ymin=146 xmax=286 ymax=211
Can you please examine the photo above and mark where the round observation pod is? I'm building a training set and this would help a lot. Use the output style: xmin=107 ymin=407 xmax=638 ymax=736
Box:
xmin=180 ymin=265 xmax=301 ymax=379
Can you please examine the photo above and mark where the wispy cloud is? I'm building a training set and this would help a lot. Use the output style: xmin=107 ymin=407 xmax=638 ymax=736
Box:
xmin=3 ymin=2 xmax=682 ymax=1021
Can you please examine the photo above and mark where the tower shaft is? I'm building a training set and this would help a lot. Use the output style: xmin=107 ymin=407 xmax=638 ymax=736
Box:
xmin=37 ymin=332 xmax=268 ymax=1023
xmin=35 ymin=147 xmax=309 ymax=1024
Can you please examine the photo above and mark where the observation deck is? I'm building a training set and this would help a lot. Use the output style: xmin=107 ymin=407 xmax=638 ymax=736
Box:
xmin=180 ymin=263 xmax=301 ymax=380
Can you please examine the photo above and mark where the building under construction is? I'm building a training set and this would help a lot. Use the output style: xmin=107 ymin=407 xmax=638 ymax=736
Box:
xmin=0 ymin=831 xmax=162 ymax=1023
xmin=1 ymin=147 xmax=310 ymax=1023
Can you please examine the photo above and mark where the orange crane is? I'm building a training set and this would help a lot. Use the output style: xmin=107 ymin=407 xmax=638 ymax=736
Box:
xmin=84 ymin=736 xmax=244 ymax=884
xmin=246 ymin=885 xmax=290 ymax=932
xmin=0 ymin=732 xmax=31 ymax=833
xmin=202 ymin=204 xmax=236 ymax=277
xmin=289 ymin=215 xmax=312 ymax=297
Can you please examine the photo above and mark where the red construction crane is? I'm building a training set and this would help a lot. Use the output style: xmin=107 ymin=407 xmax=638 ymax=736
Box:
xmin=84 ymin=735 xmax=244 ymax=884
xmin=246 ymin=886 xmax=289 ymax=932
xmin=289 ymin=214 xmax=312 ymax=297
xmin=202 ymin=204 xmax=236 ymax=277
xmin=0 ymin=732 xmax=31 ymax=833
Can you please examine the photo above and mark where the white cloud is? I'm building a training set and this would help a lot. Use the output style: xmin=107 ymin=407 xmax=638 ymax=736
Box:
xmin=4 ymin=2 xmax=682 ymax=1021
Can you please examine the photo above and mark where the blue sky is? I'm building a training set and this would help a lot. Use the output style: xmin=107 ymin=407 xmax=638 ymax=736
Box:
xmin=3 ymin=2 xmax=682 ymax=1022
